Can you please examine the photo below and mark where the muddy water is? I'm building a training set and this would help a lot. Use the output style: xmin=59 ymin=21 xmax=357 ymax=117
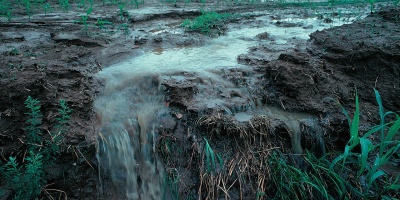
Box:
xmin=94 ymin=12 xmax=362 ymax=199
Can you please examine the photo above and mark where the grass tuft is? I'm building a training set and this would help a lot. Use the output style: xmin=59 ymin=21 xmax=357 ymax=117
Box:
xmin=182 ymin=11 xmax=239 ymax=35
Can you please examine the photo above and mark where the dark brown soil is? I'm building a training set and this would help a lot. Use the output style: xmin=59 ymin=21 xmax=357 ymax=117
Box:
xmin=252 ymin=9 xmax=400 ymax=140
xmin=0 ymin=1 xmax=399 ymax=199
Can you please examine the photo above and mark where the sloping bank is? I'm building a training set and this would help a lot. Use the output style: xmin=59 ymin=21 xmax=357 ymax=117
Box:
xmin=158 ymin=9 xmax=400 ymax=199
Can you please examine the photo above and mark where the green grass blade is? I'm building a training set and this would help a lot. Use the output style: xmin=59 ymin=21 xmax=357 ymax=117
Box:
xmin=350 ymin=92 xmax=360 ymax=138
xmin=330 ymin=154 xmax=344 ymax=170
xmin=388 ymin=184 xmax=400 ymax=190
xmin=359 ymin=137 xmax=372 ymax=176
xmin=379 ymin=144 xmax=400 ymax=166
xmin=374 ymin=88 xmax=386 ymax=156
xmin=368 ymin=170 xmax=386 ymax=186
xmin=388 ymin=175 xmax=400 ymax=190
xmin=385 ymin=118 xmax=400 ymax=141
xmin=370 ymin=156 xmax=382 ymax=176
xmin=204 ymin=138 xmax=216 ymax=173
xmin=342 ymin=137 xmax=360 ymax=169
xmin=362 ymin=123 xmax=391 ymax=138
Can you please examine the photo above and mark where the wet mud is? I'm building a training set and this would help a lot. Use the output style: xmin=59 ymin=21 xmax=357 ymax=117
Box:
xmin=0 ymin=1 xmax=399 ymax=199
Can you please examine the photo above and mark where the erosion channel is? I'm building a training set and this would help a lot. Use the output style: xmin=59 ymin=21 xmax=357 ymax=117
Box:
xmin=0 ymin=1 xmax=399 ymax=199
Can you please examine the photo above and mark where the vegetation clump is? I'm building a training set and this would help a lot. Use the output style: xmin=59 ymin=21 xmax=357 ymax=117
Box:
xmin=268 ymin=89 xmax=400 ymax=199
xmin=182 ymin=11 xmax=239 ymax=35
xmin=0 ymin=96 xmax=72 ymax=199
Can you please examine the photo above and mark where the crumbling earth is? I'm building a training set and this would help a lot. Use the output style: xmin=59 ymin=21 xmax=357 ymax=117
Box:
xmin=0 ymin=1 xmax=399 ymax=199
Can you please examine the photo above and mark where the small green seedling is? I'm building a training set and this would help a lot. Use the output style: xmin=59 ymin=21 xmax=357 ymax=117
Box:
xmin=81 ymin=6 xmax=93 ymax=35
xmin=118 ymin=3 xmax=127 ymax=21
xmin=366 ymin=0 xmax=375 ymax=13
xmin=59 ymin=0 xmax=70 ymax=12
xmin=96 ymin=18 xmax=113 ymax=32
xmin=43 ymin=3 xmax=51 ymax=15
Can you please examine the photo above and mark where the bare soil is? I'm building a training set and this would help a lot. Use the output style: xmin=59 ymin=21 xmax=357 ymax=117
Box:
xmin=0 ymin=1 xmax=399 ymax=199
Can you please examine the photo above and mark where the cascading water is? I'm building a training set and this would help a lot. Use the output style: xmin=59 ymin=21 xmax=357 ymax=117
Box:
xmin=93 ymin=12 xmax=362 ymax=199
xmin=95 ymin=74 xmax=167 ymax=199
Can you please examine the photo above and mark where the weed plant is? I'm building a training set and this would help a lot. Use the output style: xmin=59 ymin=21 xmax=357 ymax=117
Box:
xmin=24 ymin=96 xmax=43 ymax=150
xmin=46 ymin=99 xmax=72 ymax=157
xmin=0 ymin=96 xmax=72 ymax=199
xmin=2 ymin=152 xmax=45 ymax=199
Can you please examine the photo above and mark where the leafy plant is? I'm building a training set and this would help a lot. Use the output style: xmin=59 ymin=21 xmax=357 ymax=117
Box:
xmin=9 ymin=46 xmax=20 ymax=56
xmin=45 ymin=99 xmax=72 ymax=157
xmin=1 ymin=96 xmax=72 ymax=199
xmin=268 ymin=150 xmax=361 ymax=199
xmin=24 ymin=96 xmax=43 ymax=150
xmin=2 ymin=152 xmax=45 ymax=199
xmin=330 ymin=89 xmax=400 ymax=196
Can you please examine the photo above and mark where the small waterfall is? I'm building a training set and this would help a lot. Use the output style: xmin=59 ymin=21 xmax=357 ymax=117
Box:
xmin=90 ymin=14 xmax=354 ymax=197
xmin=95 ymin=72 xmax=167 ymax=199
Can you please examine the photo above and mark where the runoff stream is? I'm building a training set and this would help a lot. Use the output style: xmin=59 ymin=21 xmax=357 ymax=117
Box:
xmin=94 ymin=11 xmax=362 ymax=199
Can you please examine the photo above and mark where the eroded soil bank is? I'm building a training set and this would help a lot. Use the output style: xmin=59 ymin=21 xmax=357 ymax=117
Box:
xmin=159 ymin=8 xmax=400 ymax=199
xmin=0 ymin=1 xmax=399 ymax=199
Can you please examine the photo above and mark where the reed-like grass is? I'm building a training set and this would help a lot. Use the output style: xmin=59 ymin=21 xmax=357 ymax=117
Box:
xmin=270 ymin=89 xmax=399 ymax=199
xmin=204 ymin=138 xmax=223 ymax=174
xmin=330 ymin=89 xmax=400 ymax=197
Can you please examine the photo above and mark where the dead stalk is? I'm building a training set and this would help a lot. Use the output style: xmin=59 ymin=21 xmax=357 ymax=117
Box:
xmin=76 ymin=147 xmax=94 ymax=169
